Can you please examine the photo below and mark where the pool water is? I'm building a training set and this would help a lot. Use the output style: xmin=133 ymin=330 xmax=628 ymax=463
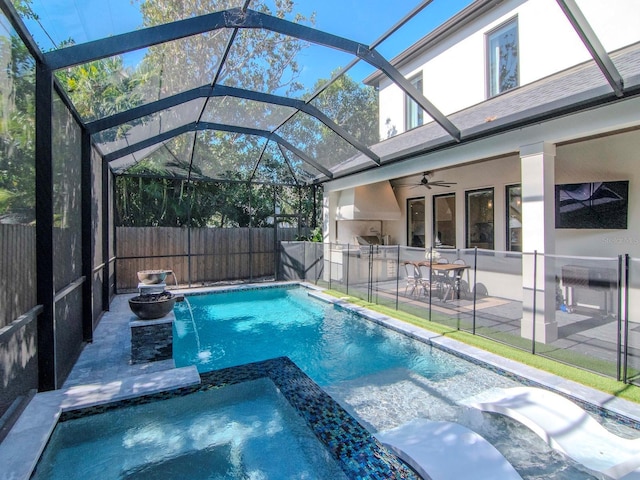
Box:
xmin=32 ymin=378 xmax=348 ymax=480
xmin=175 ymin=286 xmax=470 ymax=386
xmin=172 ymin=286 xmax=624 ymax=479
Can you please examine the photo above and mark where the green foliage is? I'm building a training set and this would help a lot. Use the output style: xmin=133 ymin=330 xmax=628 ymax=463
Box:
xmin=56 ymin=56 xmax=149 ymax=129
xmin=115 ymin=175 xmax=319 ymax=228
xmin=0 ymin=24 xmax=36 ymax=221
xmin=296 ymin=226 xmax=322 ymax=242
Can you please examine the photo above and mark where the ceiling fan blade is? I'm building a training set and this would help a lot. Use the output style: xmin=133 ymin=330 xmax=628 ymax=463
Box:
xmin=430 ymin=181 xmax=456 ymax=187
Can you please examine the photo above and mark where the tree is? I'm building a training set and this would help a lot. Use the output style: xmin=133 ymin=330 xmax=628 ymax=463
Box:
xmin=0 ymin=2 xmax=36 ymax=222
xmin=135 ymin=0 xmax=313 ymax=98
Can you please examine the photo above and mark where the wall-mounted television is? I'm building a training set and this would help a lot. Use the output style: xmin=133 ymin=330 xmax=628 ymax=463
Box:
xmin=555 ymin=181 xmax=629 ymax=229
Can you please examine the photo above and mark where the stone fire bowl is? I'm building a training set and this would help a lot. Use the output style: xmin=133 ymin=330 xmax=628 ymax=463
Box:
xmin=129 ymin=292 xmax=176 ymax=320
xmin=137 ymin=269 xmax=169 ymax=285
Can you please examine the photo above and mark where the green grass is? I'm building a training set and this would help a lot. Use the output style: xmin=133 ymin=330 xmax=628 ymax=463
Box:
xmin=325 ymin=290 xmax=640 ymax=404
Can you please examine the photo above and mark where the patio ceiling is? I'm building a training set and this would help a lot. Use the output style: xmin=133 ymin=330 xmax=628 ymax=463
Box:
xmin=10 ymin=0 xmax=635 ymax=186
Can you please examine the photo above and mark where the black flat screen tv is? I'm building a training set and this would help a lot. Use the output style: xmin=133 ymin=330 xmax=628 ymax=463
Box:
xmin=555 ymin=180 xmax=628 ymax=229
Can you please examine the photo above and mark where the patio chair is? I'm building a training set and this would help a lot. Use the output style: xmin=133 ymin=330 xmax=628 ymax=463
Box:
xmin=403 ymin=262 xmax=420 ymax=296
xmin=451 ymin=259 xmax=469 ymax=300
xmin=417 ymin=262 xmax=442 ymax=298
xmin=431 ymin=257 xmax=452 ymax=300
xmin=376 ymin=418 xmax=522 ymax=480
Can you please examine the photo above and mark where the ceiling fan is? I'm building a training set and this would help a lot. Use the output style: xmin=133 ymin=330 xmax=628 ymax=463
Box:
xmin=399 ymin=172 xmax=457 ymax=190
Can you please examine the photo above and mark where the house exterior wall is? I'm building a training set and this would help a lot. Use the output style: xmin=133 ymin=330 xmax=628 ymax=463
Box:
xmin=377 ymin=0 xmax=640 ymax=140
xmin=555 ymin=129 xmax=640 ymax=257
xmin=376 ymin=128 xmax=640 ymax=257
xmin=325 ymin=0 xmax=640 ymax=339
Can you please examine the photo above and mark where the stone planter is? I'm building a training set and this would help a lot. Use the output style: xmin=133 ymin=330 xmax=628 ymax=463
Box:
xmin=129 ymin=292 xmax=177 ymax=320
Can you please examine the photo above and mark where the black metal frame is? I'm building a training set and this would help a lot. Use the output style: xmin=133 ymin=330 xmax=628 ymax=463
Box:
xmin=42 ymin=6 xmax=458 ymax=179
xmin=556 ymin=0 xmax=624 ymax=97
xmin=35 ymin=61 xmax=56 ymax=390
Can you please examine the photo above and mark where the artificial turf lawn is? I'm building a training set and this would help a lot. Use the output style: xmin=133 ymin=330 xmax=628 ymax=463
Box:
xmin=324 ymin=290 xmax=640 ymax=404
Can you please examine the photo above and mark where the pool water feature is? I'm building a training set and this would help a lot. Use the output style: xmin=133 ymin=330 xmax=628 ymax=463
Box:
xmin=173 ymin=285 xmax=638 ymax=479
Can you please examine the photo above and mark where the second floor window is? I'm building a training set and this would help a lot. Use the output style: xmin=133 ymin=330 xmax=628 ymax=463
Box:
xmin=487 ymin=18 xmax=519 ymax=97
xmin=405 ymin=73 xmax=424 ymax=130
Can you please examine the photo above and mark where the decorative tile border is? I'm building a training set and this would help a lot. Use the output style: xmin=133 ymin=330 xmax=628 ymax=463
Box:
xmin=60 ymin=357 xmax=419 ymax=480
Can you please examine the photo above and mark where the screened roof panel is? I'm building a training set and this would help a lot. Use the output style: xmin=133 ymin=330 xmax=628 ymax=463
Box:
xmin=251 ymin=142 xmax=297 ymax=185
xmin=134 ymin=29 xmax=233 ymax=103
xmin=309 ymin=81 xmax=380 ymax=147
xmin=22 ymin=0 xmax=245 ymax=50
xmin=277 ymin=111 xmax=362 ymax=171
xmin=110 ymin=132 xmax=197 ymax=178
xmin=573 ymin=0 xmax=640 ymax=53
xmin=61 ymin=30 xmax=233 ymax=124
xmin=190 ymin=131 xmax=268 ymax=181
xmin=219 ymin=29 xmax=355 ymax=99
xmin=260 ymin=0 xmax=436 ymax=47
xmin=275 ymin=144 xmax=321 ymax=184
xmin=200 ymin=96 xmax=297 ymax=132
xmin=95 ymin=98 xmax=207 ymax=156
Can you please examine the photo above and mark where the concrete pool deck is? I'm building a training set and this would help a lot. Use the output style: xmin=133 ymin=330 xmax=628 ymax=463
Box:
xmin=3 ymin=281 xmax=640 ymax=479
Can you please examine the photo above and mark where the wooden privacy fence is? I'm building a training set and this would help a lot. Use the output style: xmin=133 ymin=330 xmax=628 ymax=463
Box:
xmin=116 ymin=226 xmax=300 ymax=290
xmin=0 ymin=224 xmax=37 ymax=329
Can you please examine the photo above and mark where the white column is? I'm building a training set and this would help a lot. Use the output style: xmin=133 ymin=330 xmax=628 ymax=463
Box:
xmin=323 ymin=190 xmax=336 ymax=283
xmin=520 ymin=142 xmax=558 ymax=343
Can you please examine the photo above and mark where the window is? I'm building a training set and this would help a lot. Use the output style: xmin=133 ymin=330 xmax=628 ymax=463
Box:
xmin=433 ymin=194 xmax=456 ymax=248
xmin=407 ymin=197 xmax=425 ymax=247
xmin=487 ymin=18 xmax=519 ymax=97
xmin=405 ymin=73 xmax=424 ymax=130
xmin=466 ymin=188 xmax=494 ymax=249
xmin=506 ymin=185 xmax=522 ymax=252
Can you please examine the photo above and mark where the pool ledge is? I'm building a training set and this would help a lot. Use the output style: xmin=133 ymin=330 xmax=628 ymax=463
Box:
xmin=0 ymin=365 xmax=200 ymax=480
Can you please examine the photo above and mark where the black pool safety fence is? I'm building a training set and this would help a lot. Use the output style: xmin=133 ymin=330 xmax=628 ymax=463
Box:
xmin=279 ymin=241 xmax=640 ymax=386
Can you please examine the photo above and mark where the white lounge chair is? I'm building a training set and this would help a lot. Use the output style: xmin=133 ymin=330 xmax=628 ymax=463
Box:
xmin=375 ymin=418 xmax=522 ymax=480
xmin=461 ymin=386 xmax=640 ymax=479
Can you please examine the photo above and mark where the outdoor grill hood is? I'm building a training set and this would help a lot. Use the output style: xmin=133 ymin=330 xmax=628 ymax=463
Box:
xmin=336 ymin=181 xmax=401 ymax=220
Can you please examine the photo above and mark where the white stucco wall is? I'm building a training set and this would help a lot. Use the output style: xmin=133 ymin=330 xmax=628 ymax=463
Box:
xmin=377 ymin=0 xmax=640 ymax=139
xmin=382 ymin=129 xmax=640 ymax=258
xmin=555 ymin=129 xmax=640 ymax=257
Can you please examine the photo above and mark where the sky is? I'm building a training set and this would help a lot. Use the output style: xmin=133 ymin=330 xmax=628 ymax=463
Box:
xmin=24 ymin=0 xmax=474 ymax=87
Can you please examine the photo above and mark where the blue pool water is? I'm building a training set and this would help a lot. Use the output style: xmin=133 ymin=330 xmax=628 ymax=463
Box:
xmin=174 ymin=286 xmax=467 ymax=385
xmin=33 ymin=378 xmax=349 ymax=480
xmin=171 ymin=285 xmax=634 ymax=480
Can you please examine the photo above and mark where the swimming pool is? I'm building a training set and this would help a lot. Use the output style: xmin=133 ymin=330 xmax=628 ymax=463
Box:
xmin=171 ymin=284 xmax=636 ymax=479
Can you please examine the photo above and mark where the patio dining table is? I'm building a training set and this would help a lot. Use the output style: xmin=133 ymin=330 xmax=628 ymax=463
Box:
xmin=417 ymin=261 xmax=470 ymax=301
